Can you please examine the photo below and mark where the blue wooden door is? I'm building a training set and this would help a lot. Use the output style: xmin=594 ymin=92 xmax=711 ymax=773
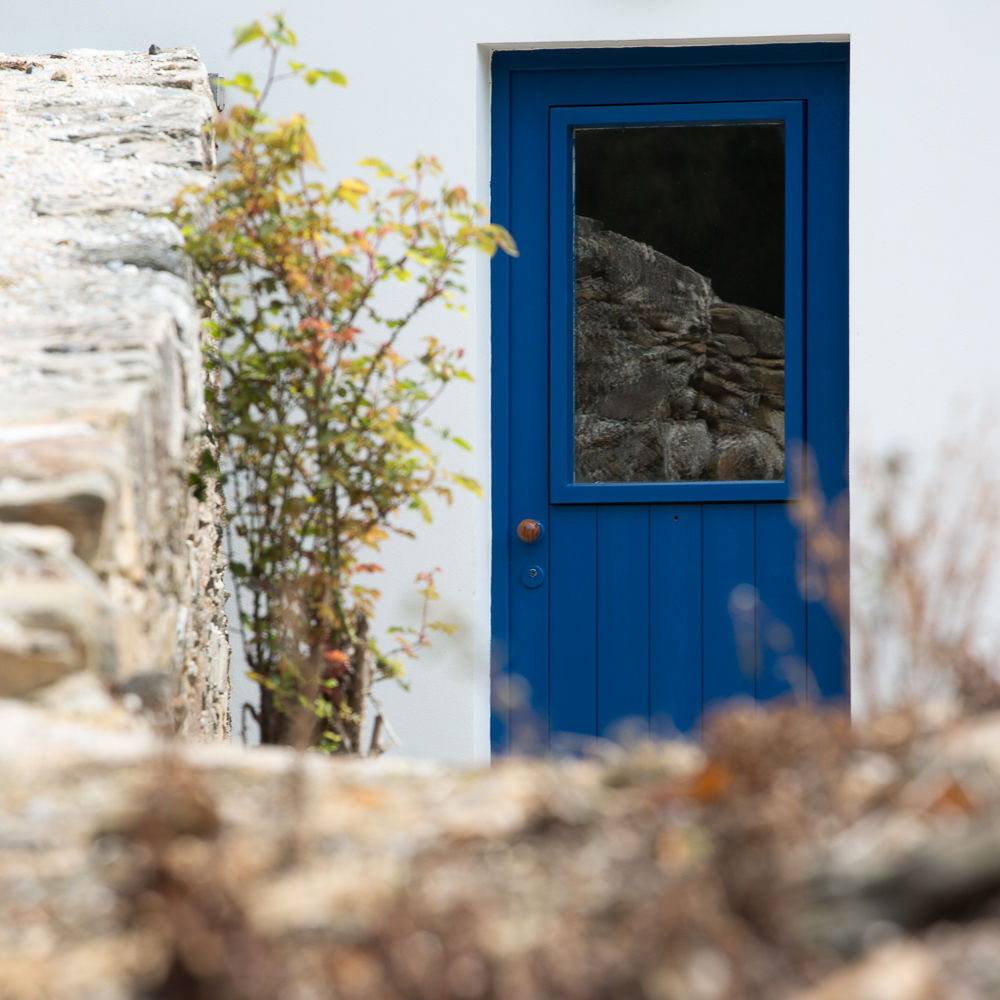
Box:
xmin=491 ymin=45 xmax=848 ymax=754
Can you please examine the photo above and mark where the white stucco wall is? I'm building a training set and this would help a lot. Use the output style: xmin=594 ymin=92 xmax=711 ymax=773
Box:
xmin=7 ymin=0 xmax=1000 ymax=760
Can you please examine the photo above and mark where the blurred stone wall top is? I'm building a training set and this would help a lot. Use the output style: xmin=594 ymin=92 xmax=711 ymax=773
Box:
xmin=2 ymin=682 xmax=1000 ymax=999
xmin=0 ymin=48 xmax=229 ymax=737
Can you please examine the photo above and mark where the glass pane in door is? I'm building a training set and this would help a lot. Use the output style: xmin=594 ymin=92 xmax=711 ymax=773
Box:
xmin=573 ymin=123 xmax=785 ymax=483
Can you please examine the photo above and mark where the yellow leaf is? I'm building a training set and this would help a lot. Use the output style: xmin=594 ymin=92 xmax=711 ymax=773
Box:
xmin=449 ymin=472 xmax=483 ymax=498
xmin=336 ymin=177 xmax=369 ymax=209
xmin=359 ymin=157 xmax=393 ymax=176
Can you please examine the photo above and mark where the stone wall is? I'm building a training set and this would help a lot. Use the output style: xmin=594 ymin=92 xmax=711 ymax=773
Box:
xmin=574 ymin=216 xmax=785 ymax=484
xmin=2 ymin=691 xmax=1000 ymax=1000
xmin=0 ymin=48 xmax=229 ymax=737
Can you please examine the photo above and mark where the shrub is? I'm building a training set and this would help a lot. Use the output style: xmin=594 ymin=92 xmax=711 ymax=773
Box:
xmin=173 ymin=16 xmax=516 ymax=752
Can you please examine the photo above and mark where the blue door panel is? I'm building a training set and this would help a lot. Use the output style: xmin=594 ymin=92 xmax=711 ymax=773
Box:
xmin=755 ymin=502 xmax=809 ymax=702
xmin=500 ymin=69 xmax=551 ymax=754
xmin=701 ymin=505 xmax=758 ymax=711
xmin=549 ymin=505 xmax=598 ymax=749
xmin=649 ymin=505 xmax=703 ymax=737
xmin=803 ymin=75 xmax=849 ymax=706
xmin=596 ymin=506 xmax=651 ymax=740
xmin=491 ymin=44 xmax=848 ymax=755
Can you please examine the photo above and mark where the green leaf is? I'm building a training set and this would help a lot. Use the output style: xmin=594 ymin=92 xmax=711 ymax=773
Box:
xmin=232 ymin=21 xmax=265 ymax=50
xmin=305 ymin=68 xmax=347 ymax=87
xmin=223 ymin=72 xmax=258 ymax=96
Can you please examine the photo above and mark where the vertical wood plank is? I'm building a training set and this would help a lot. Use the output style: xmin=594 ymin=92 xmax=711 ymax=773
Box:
xmin=755 ymin=503 xmax=808 ymax=702
xmin=549 ymin=506 xmax=598 ymax=752
xmin=503 ymin=71 xmax=553 ymax=752
xmin=804 ymin=62 xmax=849 ymax=704
xmin=804 ymin=458 xmax=848 ymax=703
xmin=507 ymin=532 xmax=550 ymax=754
xmin=489 ymin=60 xmax=514 ymax=757
xmin=702 ymin=504 xmax=756 ymax=714
xmin=649 ymin=505 xmax=703 ymax=736
xmin=596 ymin=505 xmax=650 ymax=741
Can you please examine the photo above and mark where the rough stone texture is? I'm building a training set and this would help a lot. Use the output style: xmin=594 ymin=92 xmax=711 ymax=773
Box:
xmin=0 ymin=48 xmax=229 ymax=737
xmin=574 ymin=216 xmax=785 ymax=484
xmin=2 ymin=683 xmax=1000 ymax=999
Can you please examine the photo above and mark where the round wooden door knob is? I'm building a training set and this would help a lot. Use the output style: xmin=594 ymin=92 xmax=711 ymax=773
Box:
xmin=516 ymin=518 xmax=544 ymax=543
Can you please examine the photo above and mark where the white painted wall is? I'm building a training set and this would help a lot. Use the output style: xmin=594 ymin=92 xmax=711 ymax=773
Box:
xmin=7 ymin=0 xmax=1000 ymax=757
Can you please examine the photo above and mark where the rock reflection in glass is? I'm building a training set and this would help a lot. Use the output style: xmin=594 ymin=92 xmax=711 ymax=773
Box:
xmin=572 ymin=123 xmax=785 ymax=483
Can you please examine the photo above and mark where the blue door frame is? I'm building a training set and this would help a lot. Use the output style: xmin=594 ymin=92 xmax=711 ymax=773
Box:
xmin=491 ymin=44 xmax=849 ymax=754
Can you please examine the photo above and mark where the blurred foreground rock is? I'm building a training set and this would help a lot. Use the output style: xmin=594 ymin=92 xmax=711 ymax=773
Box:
xmin=2 ymin=689 xmax=999 ymax=1000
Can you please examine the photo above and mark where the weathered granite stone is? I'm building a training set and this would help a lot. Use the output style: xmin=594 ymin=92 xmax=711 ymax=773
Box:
xmin=573 ymin=216 xmax=786 ymax=484
xmin=576 ymin=215 xmax=715 ymax=328
xmin=709 ymin=302 xmax=785 ymax=358
xmin=0 ymin=524 xmax=115 ymax=694
xmin=717 ymin=429 xmax=785 ymax=481
xmin=659 ymin=419 xmax=714 ymax=481
xmin=0 ymin=48 xmax=229 ymax=737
